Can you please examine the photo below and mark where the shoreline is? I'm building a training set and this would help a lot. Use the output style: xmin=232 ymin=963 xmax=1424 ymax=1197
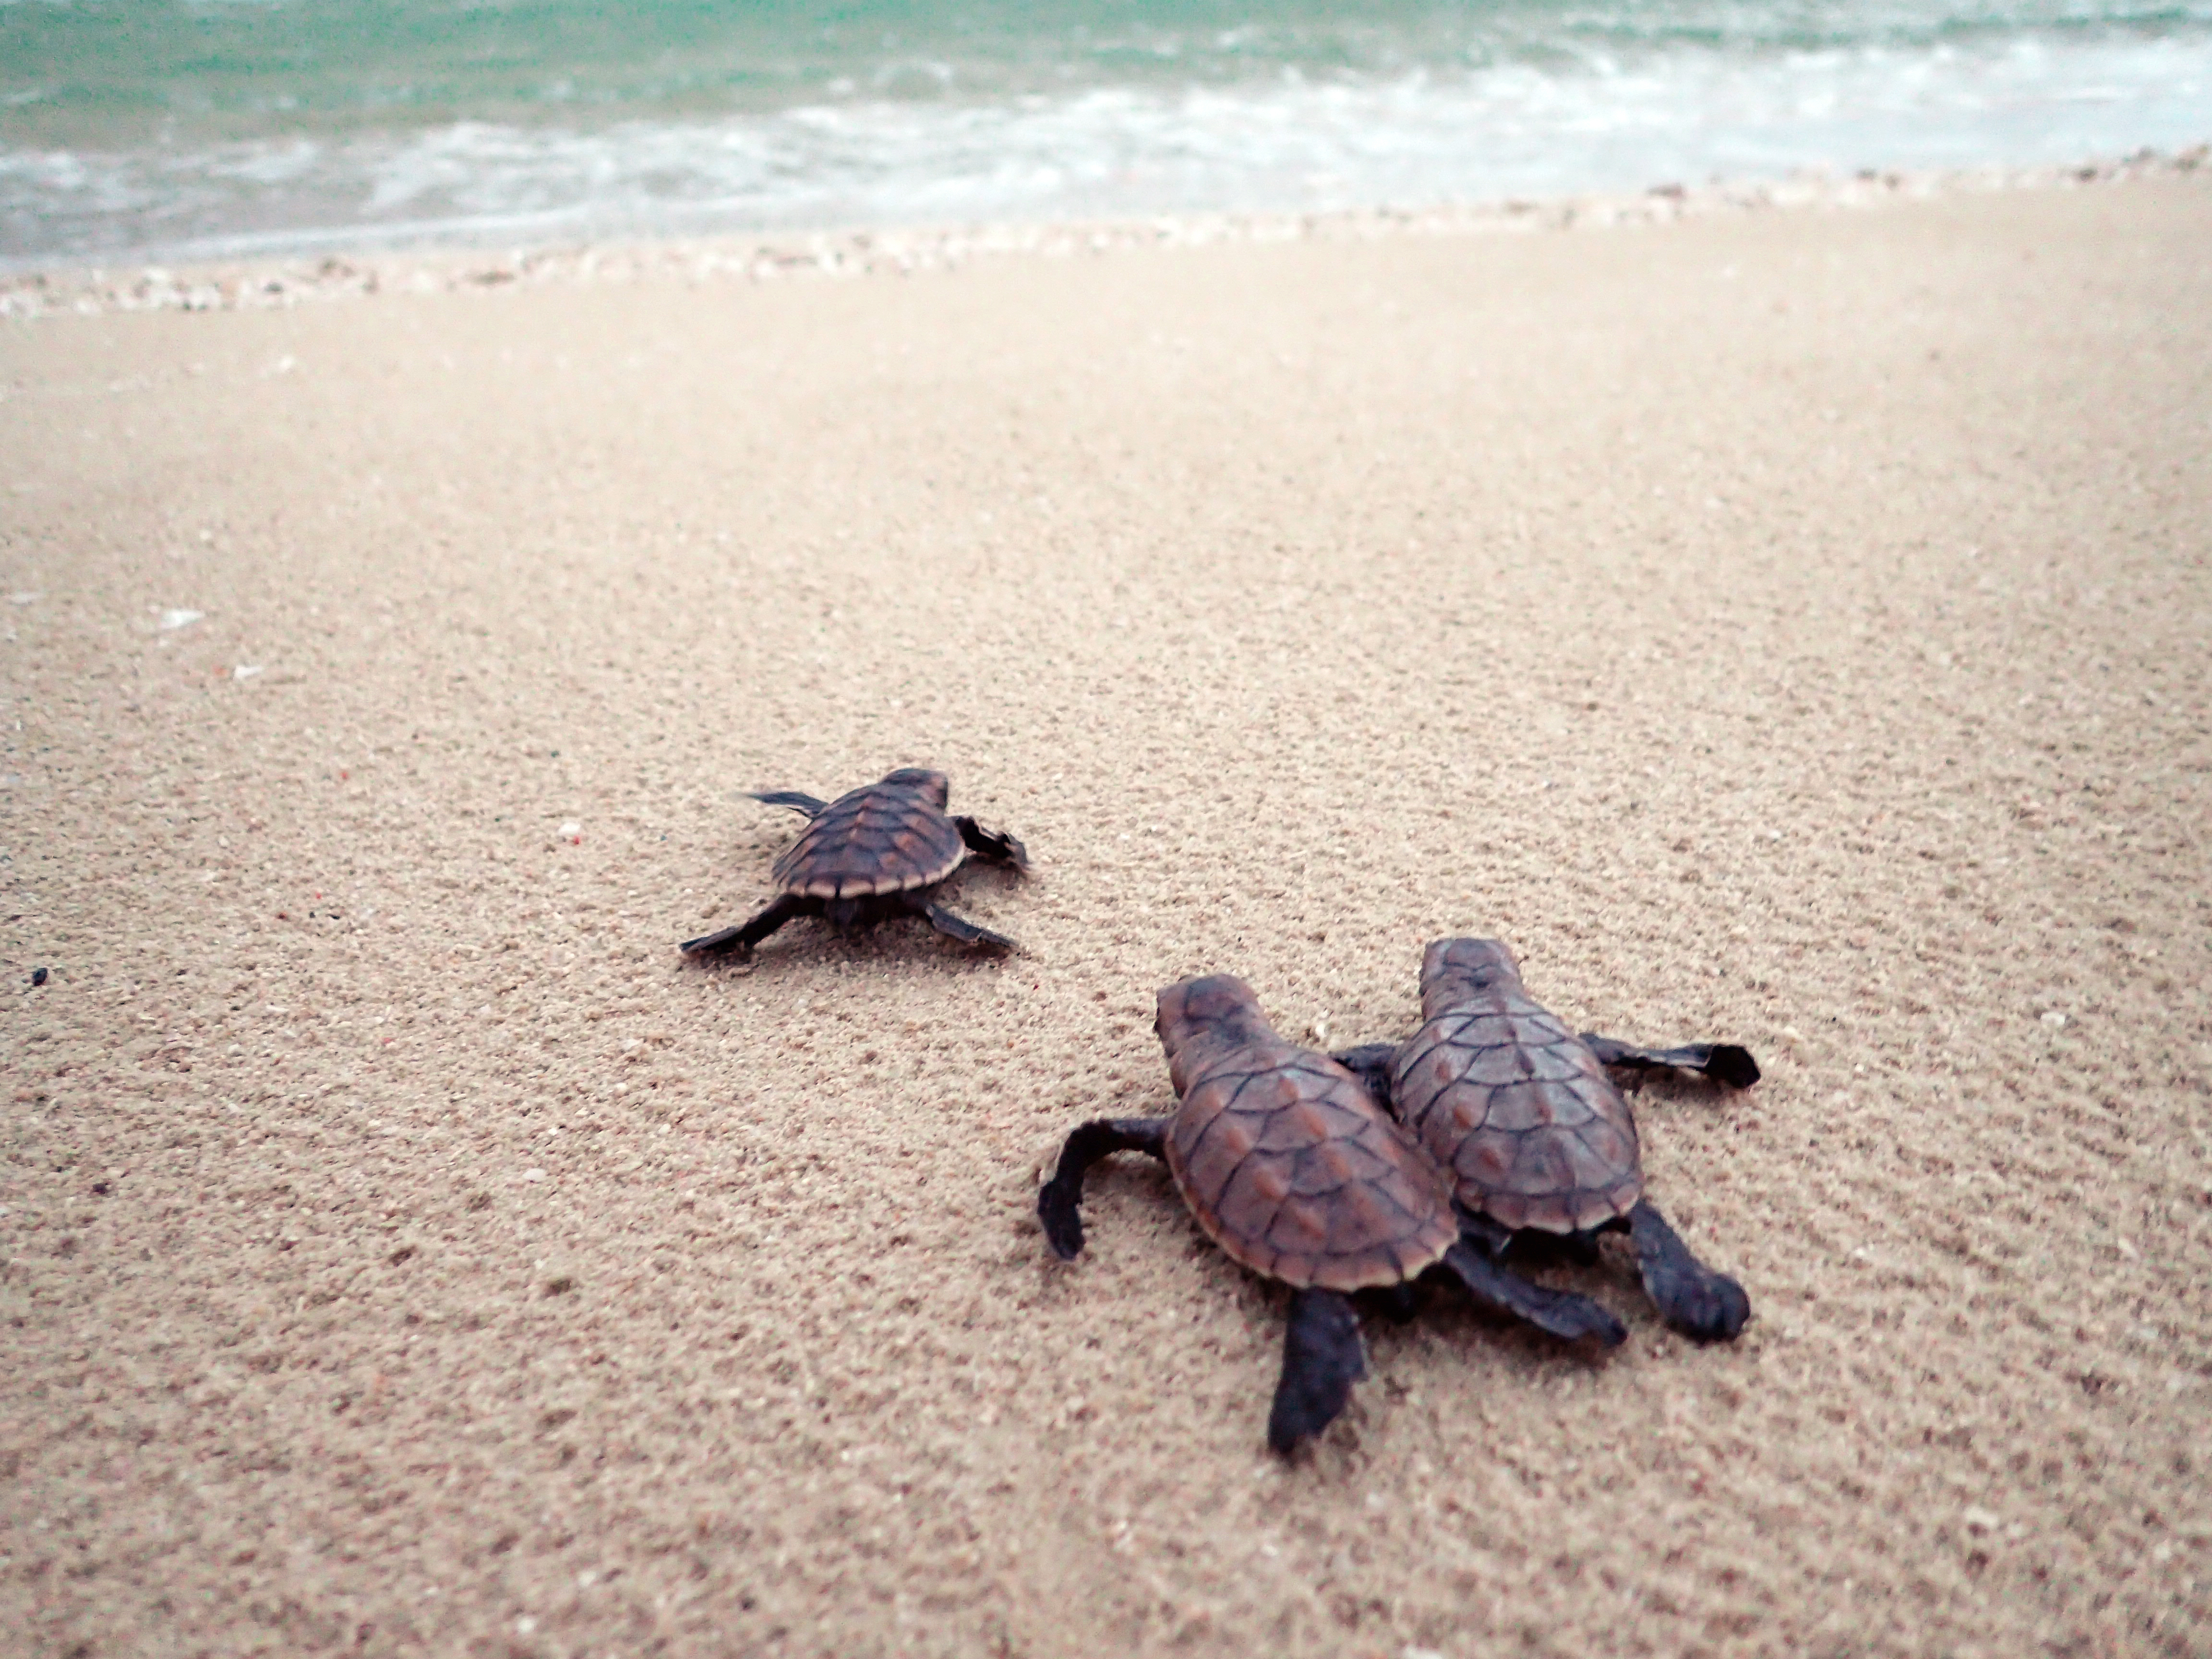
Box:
xmin=3 ymin=142 xmax=2203 ymax=319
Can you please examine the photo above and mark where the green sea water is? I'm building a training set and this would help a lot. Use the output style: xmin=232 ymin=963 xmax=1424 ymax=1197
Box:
xmin=4 ymin=0 xmax=2209 ymax=262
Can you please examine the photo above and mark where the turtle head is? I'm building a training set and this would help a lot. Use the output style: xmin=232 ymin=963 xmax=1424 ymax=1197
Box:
xmin=877 ymin=767 xmax=950 ymax=808
xmin=1154 ymin=974 xmax=1274 ymax=1093
xmin=1419 ymin=937 xmax=1525 ymax=1015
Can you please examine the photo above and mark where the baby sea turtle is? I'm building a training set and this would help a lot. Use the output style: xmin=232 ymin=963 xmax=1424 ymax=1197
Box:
xmin=679 ymin=767 xmax=1028 ymax=959
xmin=1335 ymin=937 xmax=1756 ymax=1342
xmin=1039 ymin=973 xmax=1623 ymax=1454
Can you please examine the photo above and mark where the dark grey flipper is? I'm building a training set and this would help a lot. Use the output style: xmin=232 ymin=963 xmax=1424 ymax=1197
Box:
xmin=679 ymin=892 xmax=815 ymax=958
xmin=746 ymin=790 xmax=829 ymax=817
xmin=1329 ymin=1043 xmax=1400 ymax=1112
xmin=954 ymin=816 xmax=1031 ymax=871
xmin=909 ymin=896 xmax=1018 ymax=953
xmin=1268 ymin=1288 xmax=1368 ymax=1455
xmin=1580 ymin=1033 xmax=1761 ymax=1091
xmin=1628 ymin=1198 xmax=1750 ymax=1341
xmin=1037 ymin=1117 xmax=1169 ymax=1259
xmin=1441 ymin=1241 xmax=1628 ymax=1347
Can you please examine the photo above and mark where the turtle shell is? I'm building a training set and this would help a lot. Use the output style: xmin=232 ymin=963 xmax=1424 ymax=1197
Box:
xmin=1156 ymin=975 xmax=1458 ymax=1292
xmin=769 ymin=768 xmax=965 ymax=901
xmin=1390 ymin=938 xmax=1643 ymax=1234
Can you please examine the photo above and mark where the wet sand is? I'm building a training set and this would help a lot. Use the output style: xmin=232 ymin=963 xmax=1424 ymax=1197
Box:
xmin=3 ymin=169 xmax=2209 ymax=1657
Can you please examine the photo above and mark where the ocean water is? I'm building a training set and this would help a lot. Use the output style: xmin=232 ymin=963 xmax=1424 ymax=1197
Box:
xmin=2 ymin=0 xmax=2208 ymax=265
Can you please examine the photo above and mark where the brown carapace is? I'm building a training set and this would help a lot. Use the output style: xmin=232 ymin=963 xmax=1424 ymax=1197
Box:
xmin=1335 ymin=938 xmax=1757 ymax=1343
xmin=1392 ymin=938 xmax=1647 ymax=1234
xmin=1040 ymin=973 xmax=1624 ymax=1455
xmin=678 ymin=768 xmax=1028 ymax=959
xmin=1158 ymin=974 xmax=1459 ymax=1293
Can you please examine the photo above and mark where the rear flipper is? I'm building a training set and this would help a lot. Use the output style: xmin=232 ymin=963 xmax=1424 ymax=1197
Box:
xmin=1268 ymin=1288 xmax=1368 ymax=1455
xmin=908 ymin=895 xmax=1018 ymax=953
xmin=1581 ymin=1034 xmax=1760 ymax=1091
xmin=1037 ymin=1118 xmax=1169 ymax=1259
xmin=1329 ymin=1043 xmax=1400 ymax=1112
xmin=955 ymin=816 xmax=1031 ymax=871
xmin=1628 ymin=1198 xmax=1750 ymax=1341
xmin=680 ymin=893 xmax=815 ymax=958
xmin=1441 ymin=1242 xmax=1627 ymax=1347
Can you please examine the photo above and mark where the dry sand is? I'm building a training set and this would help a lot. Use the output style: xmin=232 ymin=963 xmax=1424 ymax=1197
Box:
xmin=3 ymin=171 xmax=2209 ymax=1658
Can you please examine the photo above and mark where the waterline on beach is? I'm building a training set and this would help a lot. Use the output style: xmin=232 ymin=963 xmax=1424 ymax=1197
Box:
xmin=4 ymin=0 xmax=2209 ymax=266
xmin=6 ymin=146 xmax=2202 ymax=317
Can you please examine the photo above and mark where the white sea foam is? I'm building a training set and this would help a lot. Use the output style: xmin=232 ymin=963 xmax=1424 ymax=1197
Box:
xmin=3 ymin=27 xmax=2207 ymax=265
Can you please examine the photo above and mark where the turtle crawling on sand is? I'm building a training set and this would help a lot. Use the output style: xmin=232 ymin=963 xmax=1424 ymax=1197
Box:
xmin=1039 ymin=974 xmax=1623 ymax=1455
xmin=679 ymin=768 xmax=1028 ymax=959
xmin=1334 ymin=938 xmax=1756 ymax=1342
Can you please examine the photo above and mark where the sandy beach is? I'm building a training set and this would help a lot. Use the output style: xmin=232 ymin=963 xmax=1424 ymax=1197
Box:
xmin=4 ymin=169 xmax=2210 ymax=1657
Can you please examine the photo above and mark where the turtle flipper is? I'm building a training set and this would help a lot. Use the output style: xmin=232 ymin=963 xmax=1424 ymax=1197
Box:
xmin=747 ymin=790 xmax=830 ymax=817
xmin=1037 ymin=1117 xmax=1169 ymax=1259
xmin=1328 ymin=1043 xmax=1400 ymax=1112
xmin=1581 ymin=1033 xmax=1760 ymax=1091
xmin=1268 ymin=1288 xmax=1368 ymax=1455
xmin=1441 ymin=1242 xmax=1627 ymax=1347
xmin=1628 ymin=1199 xmax=1750 ymax=1341
xmin=912 ymin=898 xmax=1018 ymax=953
xmin=954 ymin=816 xmax=1030 ymax=871
xmin=679 ymin=893 xmax=816 ymax=958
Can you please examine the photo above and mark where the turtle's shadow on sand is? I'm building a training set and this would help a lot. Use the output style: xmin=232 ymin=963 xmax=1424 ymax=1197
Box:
xmin=1028 ymin=1155 xmax=1645 ymax=1368
xmin=673 ymin=920 xmax=1031 ymax=987
xmin=1617 ymin=1068 xmax=1761 ymax=1110
xmin=678 ymin=937 xmax=1017 ymax=982
xmin=677 ymin=858 xmax=1034 ymax=981
xmin=1387 ymin=1246 xmax=1647 ymax=1357
xmin=1023 ymin=1161 xmax=1645 ymax=1473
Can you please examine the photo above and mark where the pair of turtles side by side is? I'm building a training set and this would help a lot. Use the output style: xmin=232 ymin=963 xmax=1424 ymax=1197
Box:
xmin=680 ymin=768 xmax=1029 ymax=960
xmin=1038 ymin=973 xmax=1625 ymax=1455
xmin=1040 ymin=943 xmax=1756 ymax=1453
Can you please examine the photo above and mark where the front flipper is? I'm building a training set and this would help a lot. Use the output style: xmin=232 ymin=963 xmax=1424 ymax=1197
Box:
xmin=954 ymin=816 xmax=1031 ymax=871
xmin=1328 ymin=1043 xmax=1400 ymax=1113
xmin=679 ymin=892 xmax=815 ymax=958
xmin=1628 ymin=1199 xmax=1750 ymax=1341
xmin=1037 ymin=1117 xmax=1169 ymax=1259
xmin=1441 ymin=1242 xmax=1628 ymax=1347
xmin=746 ymin=789 xmax=830 ymax=817
xmin=1581 ymin=1033 xmax=1760 ymax=1091
xmin=908 ymin=896 xmax=1018 ymax=953
xmin=1268 ymin=1288 xmax=1368 ymax=1455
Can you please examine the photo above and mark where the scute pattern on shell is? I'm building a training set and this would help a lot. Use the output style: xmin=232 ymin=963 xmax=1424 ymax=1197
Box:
xmin=1166 ymin=1049 xmax=1458 ymax=1292
xmin=1393 ymin=993 xmax=1644 ymax=1233
xmin=769 ymin=776 xmax=966 ymax=900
